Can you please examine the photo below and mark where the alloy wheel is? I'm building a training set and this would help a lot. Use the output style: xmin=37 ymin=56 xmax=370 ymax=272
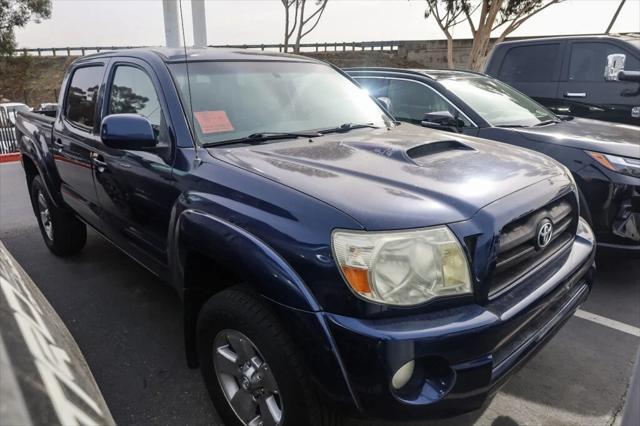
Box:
xmin=37 ymin=191 xmax=53 ymax=241
xmin=213 ymin=329 xmax=283 ymax=426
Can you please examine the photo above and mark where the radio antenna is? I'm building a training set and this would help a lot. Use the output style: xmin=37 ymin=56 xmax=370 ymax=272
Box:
xmin=178 ymin=0 xmax=200 ymax=164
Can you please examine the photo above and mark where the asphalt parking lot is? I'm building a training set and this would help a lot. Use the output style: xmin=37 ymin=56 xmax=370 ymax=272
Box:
xmin=1 ymin=161 xmax=638 ymax=426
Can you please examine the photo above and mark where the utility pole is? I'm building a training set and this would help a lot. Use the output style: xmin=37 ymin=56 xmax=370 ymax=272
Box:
xmin=605 ymin=0 xmax=626 ymax=34
xmin=163 ymin=0 xmax=182 ymax=47
xmin=191 ymin=0 xmax=208 ymax=48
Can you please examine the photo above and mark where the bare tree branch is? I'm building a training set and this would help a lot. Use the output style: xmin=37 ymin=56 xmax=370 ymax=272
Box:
xmin=301 ymin=0 xmax=328 ymax=38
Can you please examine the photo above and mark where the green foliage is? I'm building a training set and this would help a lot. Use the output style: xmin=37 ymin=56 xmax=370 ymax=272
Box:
xmin=0 ymin=0 xmax=51 ymax=55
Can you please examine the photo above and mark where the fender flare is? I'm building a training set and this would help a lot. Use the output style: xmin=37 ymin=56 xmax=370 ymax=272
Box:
xmin=170 ymin=208 xmax=320 ymax=367
xmin=18 ymin=134 xmax=64 ymax=208
xmin=170 ymin=209 xmax=361 ymax=409
xmin=171 ymin=208 xmax=321 ymax=311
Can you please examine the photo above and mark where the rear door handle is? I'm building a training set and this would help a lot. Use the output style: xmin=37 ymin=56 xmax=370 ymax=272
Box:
xmin=90 ymin=152 xmax=108 ymax=172
xmin=564 ymin=92 xmax=587 ymax=98
xmin=53 ymin=138 xmax=64 ymax=152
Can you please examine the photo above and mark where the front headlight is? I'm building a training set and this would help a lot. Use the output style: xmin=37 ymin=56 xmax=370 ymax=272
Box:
xmin=587 ymin=151 xmax=640 ymax=178
xmin=332 ymin=226 xmax=472 ymax=306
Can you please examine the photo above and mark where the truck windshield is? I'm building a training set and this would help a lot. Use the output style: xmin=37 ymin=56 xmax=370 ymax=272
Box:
xmin=439 ymin=76 xmax=557 ymax=127
xmin=168 ymin=61 xmax=392 ymax=145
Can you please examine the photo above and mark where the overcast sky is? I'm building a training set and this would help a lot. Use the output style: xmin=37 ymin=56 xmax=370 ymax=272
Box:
xmin=14 ymin=0 xmax=640 ymax=48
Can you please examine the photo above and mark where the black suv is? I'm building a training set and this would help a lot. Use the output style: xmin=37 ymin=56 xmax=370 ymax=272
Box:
xmin=484 ymin=35 xmax=640 ymax=125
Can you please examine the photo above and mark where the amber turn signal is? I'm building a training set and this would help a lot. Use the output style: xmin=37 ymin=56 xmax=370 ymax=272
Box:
xmin=340 ymin=266 xmax=371 ymax=294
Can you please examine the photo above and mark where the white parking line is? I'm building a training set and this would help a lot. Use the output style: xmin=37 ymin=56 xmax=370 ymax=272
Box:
xmin=575 ymin=309 xmax=640 ymax=337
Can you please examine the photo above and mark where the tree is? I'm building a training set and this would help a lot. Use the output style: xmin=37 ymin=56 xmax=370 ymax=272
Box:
xmin=281 ymin=0 xmax=329 ymax=53
xmin=0 ymin=0 xmax=51 ymax=55
xmin=425 ymin=1 xmax=562 ymax=71
xmin=424 ymin=0 xmax=469 ymax=69
xmin=281 ymin=1 xmax=299 ymax=53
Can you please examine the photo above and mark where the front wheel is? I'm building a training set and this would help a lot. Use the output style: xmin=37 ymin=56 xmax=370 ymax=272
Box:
xmin=196 ymin=287 xmax=340 ymax=426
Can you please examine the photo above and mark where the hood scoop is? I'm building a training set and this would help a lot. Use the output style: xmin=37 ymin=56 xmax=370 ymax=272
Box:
xmin=407 ymin=140 xmax=475 ymax=163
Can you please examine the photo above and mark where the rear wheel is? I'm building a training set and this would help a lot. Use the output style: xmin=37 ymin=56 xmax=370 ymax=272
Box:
xmin=196 ymin=287 xmax=340 ymax=426
xmin=30 ymin=175 xmax=86 ymax=256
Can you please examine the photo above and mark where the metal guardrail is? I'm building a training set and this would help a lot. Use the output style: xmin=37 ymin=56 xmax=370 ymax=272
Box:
xmin=0 ymin=109 xmax=19 ymax=154
xmin=11 ymin=41 xmax=403 ymax=57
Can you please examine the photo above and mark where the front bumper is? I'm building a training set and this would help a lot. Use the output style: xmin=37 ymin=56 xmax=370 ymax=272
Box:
xmin=324 ymin=224 xmax=596 ymax=420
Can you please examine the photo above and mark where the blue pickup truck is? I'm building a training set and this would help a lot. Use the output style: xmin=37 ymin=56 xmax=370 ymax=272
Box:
xmin=16 ymin=48 xmax=596 ymax=425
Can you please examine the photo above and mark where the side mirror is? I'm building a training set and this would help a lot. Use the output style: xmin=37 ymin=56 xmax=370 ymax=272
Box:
xmin=605 ymin=53 xmax=626 ymax=81
xmin=100 ymin=114 xmax=156 ymax=150
xmin=421 ymin=111 xmax=463 ymax=133
xmin=376 ymin=96 xmax=392 ymax=112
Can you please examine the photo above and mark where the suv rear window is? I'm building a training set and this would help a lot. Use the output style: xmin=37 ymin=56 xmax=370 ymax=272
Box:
xmin=65 ymin=66 xmax=104 ymax=129
xmin=498 ymin=44 xmax=561 ymax=82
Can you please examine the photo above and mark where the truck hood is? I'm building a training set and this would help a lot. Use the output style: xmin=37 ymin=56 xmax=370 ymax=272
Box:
xmin=515 ymin=117 xmax=640 ymax=159
xmin=209 ymin=124 xmax=564 ymax=230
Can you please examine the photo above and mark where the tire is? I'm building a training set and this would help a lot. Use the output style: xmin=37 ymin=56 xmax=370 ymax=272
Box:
xmin=196 ymin=287 xmax=340 ymax=426
xmin=30 ymin=175 xmax=86 ymax=256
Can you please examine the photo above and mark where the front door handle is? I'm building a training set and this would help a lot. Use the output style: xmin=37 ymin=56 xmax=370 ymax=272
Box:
xmin=564 ymin=92 xmax=587 ymax=98
xmin=90 ymin=152 xmax=107 ymax=172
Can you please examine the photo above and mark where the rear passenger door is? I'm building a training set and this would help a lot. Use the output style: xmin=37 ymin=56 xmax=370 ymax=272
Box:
xmin=557 ymin=41 xmax=640 ymax=125
xmin=495 ymin=43 xmax=564 ymax=112
xmin=92 ymin=60 xmax=177 ymax=272
xmin=53 ymin=64 xmax=105 ymax=226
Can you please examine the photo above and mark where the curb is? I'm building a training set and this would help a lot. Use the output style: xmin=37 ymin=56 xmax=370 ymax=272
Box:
xmin=0 ymin=153 xmax=21 ymax=164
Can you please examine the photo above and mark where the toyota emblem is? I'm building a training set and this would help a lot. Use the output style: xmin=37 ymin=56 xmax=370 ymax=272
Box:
xmin=536 ymin=219 xmax=553 ymax=249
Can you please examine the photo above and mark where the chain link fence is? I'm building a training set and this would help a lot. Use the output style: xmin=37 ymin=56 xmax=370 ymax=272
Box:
xmin=0 ymin=109 xmax=19 ymax=154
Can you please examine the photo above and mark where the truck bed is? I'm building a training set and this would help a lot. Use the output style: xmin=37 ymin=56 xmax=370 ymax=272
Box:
xmin=18 ymin=110 xmax=55 ymax=126
xmin=15 ymin=111 xmax=55 ymax=149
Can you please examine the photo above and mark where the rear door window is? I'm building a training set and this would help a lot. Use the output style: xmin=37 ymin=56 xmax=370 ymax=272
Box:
xmin=65 ymin=66 xmax=104 ymax=130
xmin=568 ymin=42 xmax=640 ymax=81
xmin=498 ymin=44 xmax=561 ymax=82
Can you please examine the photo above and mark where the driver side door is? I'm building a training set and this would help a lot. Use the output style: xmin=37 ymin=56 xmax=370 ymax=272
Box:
xmin=557 ymin=41 xmax=640 ymax=125
xmin=92 ymin=59 xmax=178 ymax=274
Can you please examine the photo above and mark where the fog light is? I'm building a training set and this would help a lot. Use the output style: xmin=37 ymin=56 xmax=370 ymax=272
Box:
xmin=391 ymin=360 xmax=415 ymax=390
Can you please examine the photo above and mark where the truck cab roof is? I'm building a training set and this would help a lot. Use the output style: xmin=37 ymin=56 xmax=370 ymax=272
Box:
xmin=76 ymin=47 xmax=321 ymax=64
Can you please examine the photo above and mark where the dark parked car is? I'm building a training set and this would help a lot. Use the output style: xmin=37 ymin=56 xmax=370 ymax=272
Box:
xmin=483 ymin=34 xmax=640 ymax=125
xmin=347 ymin=67 xmax=640 ymax=253
xmin=16 ymin=48 xmax=596 ymax=425
xmin=0 ymin=241 xmax=114 ymax=426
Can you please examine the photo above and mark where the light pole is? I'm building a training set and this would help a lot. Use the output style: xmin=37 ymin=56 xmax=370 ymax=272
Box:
xmin=163 ymin=0 xmax=182 ymax=47
xmin=192 ymin=0 xmax=208 ymax=48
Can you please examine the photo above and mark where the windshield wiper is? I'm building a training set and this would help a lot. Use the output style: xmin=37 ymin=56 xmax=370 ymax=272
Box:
xmin=494 ymin=124 xmax=528 ymax=128
xmin=202 ymin=131 xmax=322 ymax=147
xmin=318 ymin=122 xmax=380 ymax=134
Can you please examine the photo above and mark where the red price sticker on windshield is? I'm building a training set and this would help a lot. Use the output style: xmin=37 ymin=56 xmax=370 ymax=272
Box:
xmin=194 ymin=111 xmax=234 ymax=134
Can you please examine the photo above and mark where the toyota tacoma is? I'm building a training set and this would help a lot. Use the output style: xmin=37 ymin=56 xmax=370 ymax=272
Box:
xmin=16 ymin=48 xmax=596 ymax=425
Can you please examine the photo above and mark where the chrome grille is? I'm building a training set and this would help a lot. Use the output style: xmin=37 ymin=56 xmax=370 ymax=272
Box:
xmin=490 ymin=195 xmax=578 ymax=297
